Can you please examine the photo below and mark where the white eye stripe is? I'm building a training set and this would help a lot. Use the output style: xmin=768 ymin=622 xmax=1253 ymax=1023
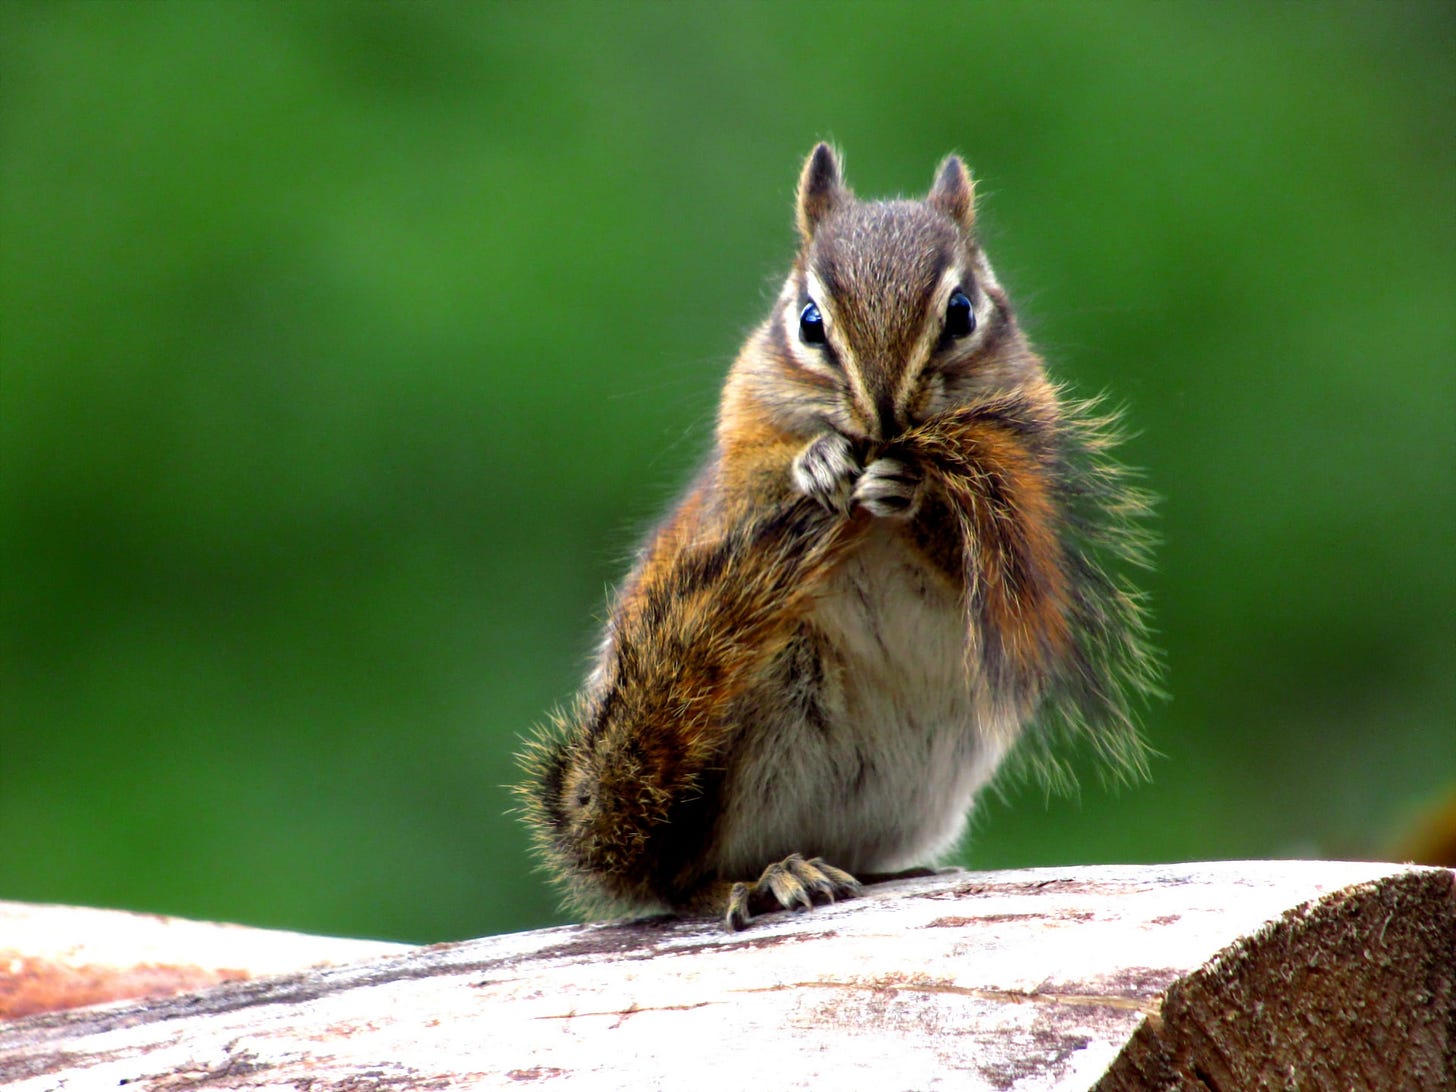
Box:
xmin=782 ymin=296 xmax=840 ymax=379
xmin=937 ymin=267 xmax=995 ymax=348
xmin=805 ymin=271 xmax=830 ymax=317
xmin=975 ymin=251 xmax=1003 ymax=295
xmin=786 ymin=272 xmax=839 ymax=358
xmin=792 ymin=274 xmax=884 ymax=422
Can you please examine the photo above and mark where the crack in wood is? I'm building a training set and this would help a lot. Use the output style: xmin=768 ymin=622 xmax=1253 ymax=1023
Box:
xmin=742 ymin=978 xmax=1161 ymax=1015
xmin=533 ymin=1000 xmax=718 ymax=1024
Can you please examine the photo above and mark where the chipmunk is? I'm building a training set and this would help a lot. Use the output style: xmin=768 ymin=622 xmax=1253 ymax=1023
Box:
xmin=519 ymin=145 xmax=1157 ymax=930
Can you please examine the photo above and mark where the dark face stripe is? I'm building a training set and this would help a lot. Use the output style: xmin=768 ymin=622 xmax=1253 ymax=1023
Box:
xmin=765 ymin=322 xmax=838 ymax=392
xmin=874 ymin=390 xmax=898 ymax=441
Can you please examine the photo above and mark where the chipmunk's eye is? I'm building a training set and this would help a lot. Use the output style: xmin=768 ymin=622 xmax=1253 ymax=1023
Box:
xmin=945 ymin=290 xmax=975 ymax=339
xmin=799 ymin=301 xmax=827 ymax=346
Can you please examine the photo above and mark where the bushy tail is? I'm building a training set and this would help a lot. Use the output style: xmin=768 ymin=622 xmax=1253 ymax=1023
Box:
xmin=517 ymin=497 xmax=867 ymax=914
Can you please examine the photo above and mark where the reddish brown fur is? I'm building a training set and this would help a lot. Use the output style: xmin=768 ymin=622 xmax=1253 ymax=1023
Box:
xmin=900 ymin=402 xmax=1075 ymax=691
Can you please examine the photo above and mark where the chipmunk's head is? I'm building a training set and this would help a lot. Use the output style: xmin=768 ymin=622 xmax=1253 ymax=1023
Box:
xmin=761 ymin=144 xmax=1041 ymax=442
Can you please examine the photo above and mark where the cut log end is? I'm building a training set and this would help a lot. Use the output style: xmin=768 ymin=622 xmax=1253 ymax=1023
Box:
xmin=1099 ymin=867 xmax=1456 ymax=1091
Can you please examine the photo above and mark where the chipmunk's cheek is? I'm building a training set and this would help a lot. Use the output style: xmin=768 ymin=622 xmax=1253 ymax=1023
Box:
xmin=911 ymin=371 xmax=949 ymax=422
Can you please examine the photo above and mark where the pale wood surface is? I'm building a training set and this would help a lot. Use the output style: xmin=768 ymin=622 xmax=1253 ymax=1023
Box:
xmin=1 ymin=861 xmax=1450 ymax=1091
xmin=0 ymin=900 xmax=412 ymax=1021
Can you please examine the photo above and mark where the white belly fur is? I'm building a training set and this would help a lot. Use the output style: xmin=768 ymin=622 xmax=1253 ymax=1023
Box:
xmin=712 ymin=524 xmax=1019 ymax=879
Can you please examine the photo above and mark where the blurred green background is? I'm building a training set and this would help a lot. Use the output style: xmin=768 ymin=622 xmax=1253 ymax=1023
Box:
xmin=2 ymin=1 xmax=1452 ymax=943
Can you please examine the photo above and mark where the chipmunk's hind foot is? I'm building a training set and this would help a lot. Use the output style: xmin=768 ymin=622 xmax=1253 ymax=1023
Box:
xmin=724 ymin=853 xmax=862 ymax=931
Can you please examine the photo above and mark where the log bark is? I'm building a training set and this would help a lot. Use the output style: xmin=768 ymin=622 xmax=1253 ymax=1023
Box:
xmin=0 ymin=861 xmax=1450 ymax=1091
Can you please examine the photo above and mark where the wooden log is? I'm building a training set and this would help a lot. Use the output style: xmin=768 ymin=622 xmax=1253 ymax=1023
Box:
xmin=0 ymin=861 xmax=1450 ymax=1090
xmin=0 ymin=901 xmax=412 ymax=1021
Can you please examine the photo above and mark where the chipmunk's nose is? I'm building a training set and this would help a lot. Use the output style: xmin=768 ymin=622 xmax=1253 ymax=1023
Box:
xmin=852 ymin=349 xmax=908 ymax=441
xmin=872 ymin=391 xmax=899 ymax=442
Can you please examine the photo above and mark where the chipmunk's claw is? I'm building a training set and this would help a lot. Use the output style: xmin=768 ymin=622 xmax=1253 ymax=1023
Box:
xmin=724 ymin=853 xmax=862 ymax=931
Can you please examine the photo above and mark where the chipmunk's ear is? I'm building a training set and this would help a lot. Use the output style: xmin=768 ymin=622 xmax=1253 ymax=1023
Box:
xmin=796 ymin=143 xmax=846 ymax=242
xmin=928 ymin=154 xmax=975 ymax=232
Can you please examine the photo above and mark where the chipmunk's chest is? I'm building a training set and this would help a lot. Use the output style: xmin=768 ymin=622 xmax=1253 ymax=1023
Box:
xmin=814 ymin=525 xmax=966 ymax=686
xmin=713 ymin=524 xmax=1018 ymax=878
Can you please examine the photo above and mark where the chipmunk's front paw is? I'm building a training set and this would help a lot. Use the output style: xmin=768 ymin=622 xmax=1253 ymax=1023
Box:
xmin=724 ymin=853 xmax=862 ymax=931
xmin=853 ymin=455 xmax=923 ymax=519
xmin=792 ymin=433 xmax=861 ymax=513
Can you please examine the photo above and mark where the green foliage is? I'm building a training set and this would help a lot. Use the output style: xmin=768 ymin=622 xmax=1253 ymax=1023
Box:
xmin=2 ymin=1 xmax=1452 ymax=941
